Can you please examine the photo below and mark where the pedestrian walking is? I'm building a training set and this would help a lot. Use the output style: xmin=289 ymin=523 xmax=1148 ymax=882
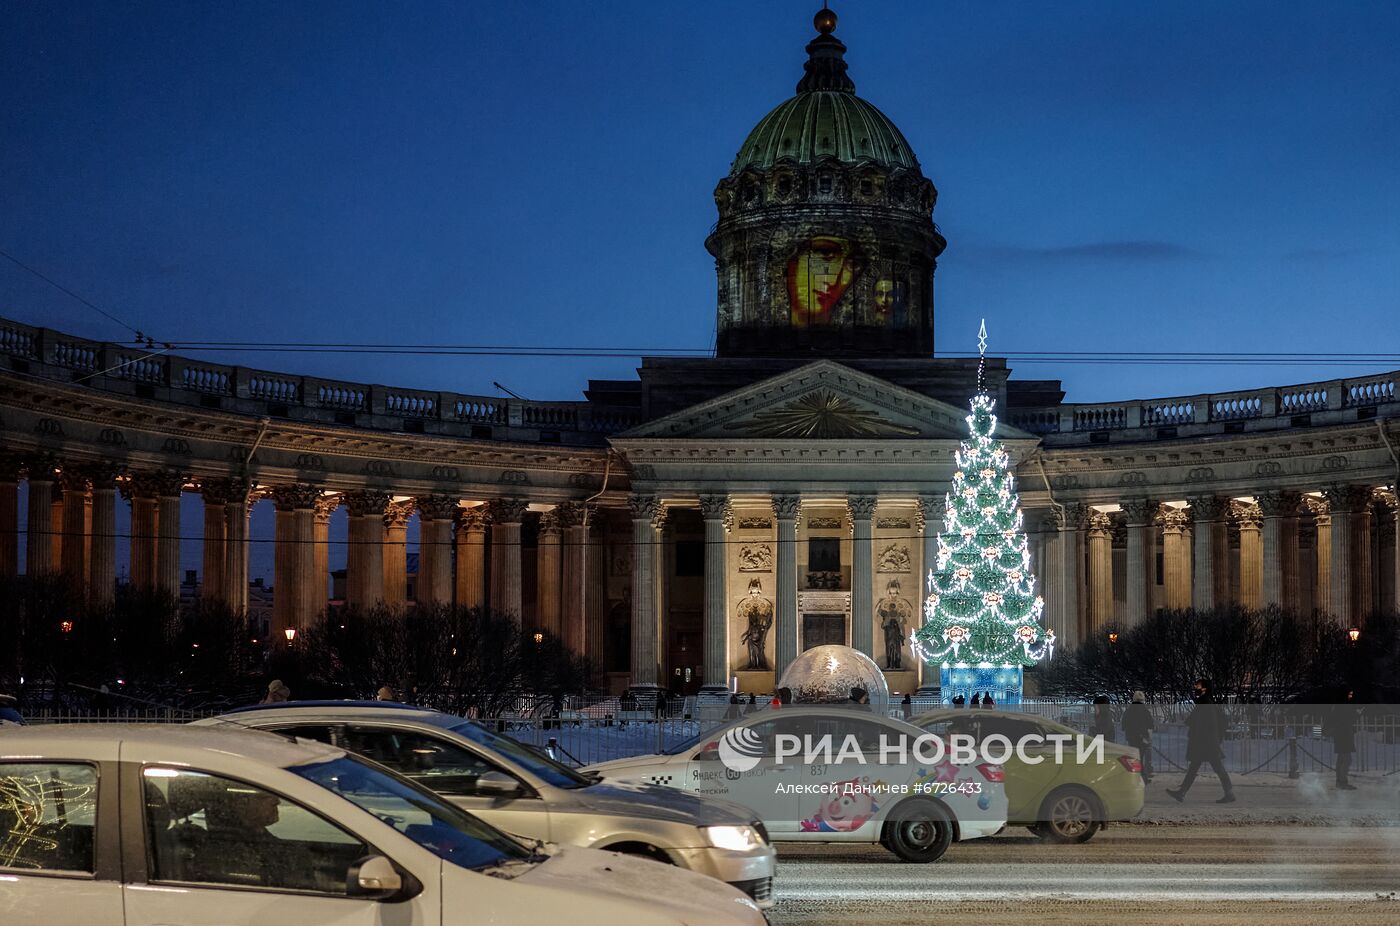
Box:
xmin=900 ymin=693 xmax=912 ymax=718
xmin=745 ymin=693 xmax=757 ymax=714
xmin=970 ymin=692 xmax=981 ymax=706
xmin=1166 ymin=679 xmax=1236 ymax=804
xmin=1121 ymin=690 xmax=1155 ymax=783
xmin=725 ymin=693 xmax=741 ymax=720
xmin=1091 ymin=695 xmax=1116 ymax=742
xmin=952 ymin=694 xmax=965 ymax=707
xmin=1324 ymin=690 xmax=1360 ymax=790
xmin=981 ymin=692 xmax=994 ymax=708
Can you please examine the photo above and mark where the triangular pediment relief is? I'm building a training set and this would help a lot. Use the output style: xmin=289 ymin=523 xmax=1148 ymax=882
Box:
xmin=617 ymin=360 xmax=1034 ymax=442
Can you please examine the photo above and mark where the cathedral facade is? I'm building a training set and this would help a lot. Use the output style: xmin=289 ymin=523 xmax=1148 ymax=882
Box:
xmin=2 ymin=11 xmax=1396 ymax=696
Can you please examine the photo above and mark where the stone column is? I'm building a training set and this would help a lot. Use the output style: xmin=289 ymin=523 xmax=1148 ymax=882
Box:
xmin=1188 ymin=496 xmax=1228 ymax=610
xmin=627 ymin=494 xmax=664 ymax=689
xmin=584 ymin=510 xmax=607 ymax=669
xmin=535 ymin=507 xmax=563 ymax=636
xmin=382 ymin=499 xmax=414 ymax=607
xmin=1122 ymin=498 xmax=1155 ymax=625
xmin=455 ymin=506 xmax=489 ymax=610
xmin=154 ymin=473 xmax=185 ymax=597
xmin=1357 ymin=496 xmax=1375 ymax=619
xmin=415 ymin=495 xmax=457 ymax=607
xmin=698 ymin=494 xmax=730 ymax=693
xmin=1324 ymin=485 xmax=1374 ymax=624
xmin=488 ymin=498 xmax=528 ymax=621
xmin=313 ymin=495 xmax=339 ymax=609
xmin=199 ymin=481 xmax=229 ymax=602
xmin=343 ymin=490 xmax=390 ymax=609
xmin=772 ymin=495 xmax=801 ymax=680
xmin=126 ymin=474 xmax=161 ymax=591
xmin=1257 ymin=491 xmax=1300 ymax=609
xmin=1386 ymin=491 xmax=1400 ymax=613
xmin=914 ymin=496 xmax=942 ymax=690
xmin=1086 ymin=510 xmax=1114 ymax=633
xmin=1234 ymin=501 xmax=1263 ymax=608
xmin=0 ymin=456 xmax=19 ymax=577
xmin=272 ymin=485 xmax=321 ymax=636
xmin=223 ymin=484 xmax=252 ymax=611
xmin=1307 ymin=497 xmax=1332 ymax=615
xmin=558 ymin=502 xmax=585 ymax=654
xmin=1044 ymin=507 xmax=1084 ymax=649
xmin=87 ymin=464 xmax=120 ymax=607
xmin=24 ymin=461 xmax=58 ymax=575
xmin=59 ymin=468 xmax=89 ymax=589
xmin=1159 ymin=505 xmax=1193 ymax=609
xmin=848 ymin=495 xmax=877 ymax=658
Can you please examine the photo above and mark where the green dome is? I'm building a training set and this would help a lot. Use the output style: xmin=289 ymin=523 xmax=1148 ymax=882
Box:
xmin=730 ymin=90 xmax=920 ymax=175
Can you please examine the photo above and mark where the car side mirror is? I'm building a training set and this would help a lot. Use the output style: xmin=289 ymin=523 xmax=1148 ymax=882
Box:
xmin=475 ymin=770 xmax=523 ymax=797
xmin=347 ymin=854 xmax=409 ymax=901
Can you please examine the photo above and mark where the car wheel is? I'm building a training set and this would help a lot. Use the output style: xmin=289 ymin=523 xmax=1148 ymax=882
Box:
xmin=883 ymin=798 xmax=954 ymax=863
xmin=1038 ymin=788 xmax=1101 ymax=844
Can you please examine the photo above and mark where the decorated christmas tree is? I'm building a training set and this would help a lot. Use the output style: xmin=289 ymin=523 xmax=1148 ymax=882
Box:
xmin=911 ymin=322 xmax=1053 ymax=704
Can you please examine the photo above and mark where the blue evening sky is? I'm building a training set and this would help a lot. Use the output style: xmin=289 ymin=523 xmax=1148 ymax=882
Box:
xmin=4 ymin=0 xmax=1398 ymax=405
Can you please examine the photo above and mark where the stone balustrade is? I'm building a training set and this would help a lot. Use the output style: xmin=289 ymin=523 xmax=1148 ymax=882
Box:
xmin=1008 ymin=372 xmax=1398 ymax=442
xmin=0 ymin=317 xmax=638 ymax=445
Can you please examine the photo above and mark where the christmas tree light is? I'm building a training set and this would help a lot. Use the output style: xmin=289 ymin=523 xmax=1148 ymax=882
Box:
xmin=911 ymin=320 xmax=1053 ymax=704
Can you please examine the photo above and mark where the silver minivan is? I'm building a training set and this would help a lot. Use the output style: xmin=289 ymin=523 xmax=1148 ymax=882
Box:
xmin=199 ymin=701 xmax=776 ymax=908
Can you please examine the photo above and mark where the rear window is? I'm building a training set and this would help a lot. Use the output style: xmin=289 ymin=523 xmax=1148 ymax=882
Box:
xmin=0 ymin=762 xmax=99 ymax=874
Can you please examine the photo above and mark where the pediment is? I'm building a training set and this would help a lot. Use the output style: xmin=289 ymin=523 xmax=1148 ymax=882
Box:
xmin=617 ymin=360 xmax=1033 ymax=442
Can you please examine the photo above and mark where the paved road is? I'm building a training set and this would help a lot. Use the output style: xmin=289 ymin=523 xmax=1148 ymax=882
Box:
xmin=768 ymin=825 xmax=1400 ymax=925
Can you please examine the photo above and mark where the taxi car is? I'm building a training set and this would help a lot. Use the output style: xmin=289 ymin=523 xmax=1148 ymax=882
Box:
xmin=911 ymin=708 xmax=1144 ymax=842
xmin=199 ymin=701 xmax=776 ymax=907
xmin=0 ymin=724 xmax=768 ymax=926
xmin=585 ymin=705 xmax=1008 ymax=863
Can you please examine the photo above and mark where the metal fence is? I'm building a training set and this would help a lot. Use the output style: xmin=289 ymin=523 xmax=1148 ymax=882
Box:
xmin=14 ymin=701 xmax=1400 ymax=776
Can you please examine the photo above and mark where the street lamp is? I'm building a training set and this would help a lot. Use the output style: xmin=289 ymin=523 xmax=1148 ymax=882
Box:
xmin=1348 ymin=627 xmax=1360 ymax=643
xmin=60 ymin=620 xmax=73 ymax=634
xmin=284 ymin=627 xmax=297 ymax=643
xmin=1108 ymin=632 xmax=1119 ymax=645
xmin=533 ymin=632 xmax=544 ymax=645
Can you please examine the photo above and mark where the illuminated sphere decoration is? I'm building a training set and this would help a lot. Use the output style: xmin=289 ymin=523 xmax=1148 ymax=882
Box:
xmin=777 ymin=644 xmax=890 ymax=704
xmin=814 ymin=6 xmax=837 ymax=34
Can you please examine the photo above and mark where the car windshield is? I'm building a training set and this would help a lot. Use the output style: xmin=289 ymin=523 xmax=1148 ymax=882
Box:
xmin=446 ymin=720 xmax=591 ymax=789
xmin=291 ymin=754 xmax=534 ymax=870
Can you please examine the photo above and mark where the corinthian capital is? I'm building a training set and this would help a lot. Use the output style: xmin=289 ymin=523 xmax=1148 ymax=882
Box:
xmin=488 ymin=496 xmax=529 ymax=524
xmin=1323 ymin=483 xmax=1374 ymax=515
xmin=415 ymin=494 xmax=460 ymax=522
xmin=698 ymin=494 xmax=729 ymax=521
xmin=1120 ymin=497 xmax=1156 ymax=526
xmin=1188 ymin=495 xmax=1228 ymax=522
xmin=1256 ymin=490 xmax=1302 ymax=519
xmin=845 ymin=495 xmax=878 ymax=520
xmin=271 ymin=483 xmax=323 ymax=512
xmin=343 ymin=489 xmax=392 ymax=517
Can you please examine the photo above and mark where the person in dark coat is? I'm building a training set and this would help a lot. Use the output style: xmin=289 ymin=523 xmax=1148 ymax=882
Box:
xmin=1325 ymin=690 xmax=1360 ymax=790
xmin=981 ymin=692 xmax=995 ymax=708
xmin=1090 ymin=695 xmax=1116 ymax=742
xmin=1167 ymin=678 xmax=1235 ymax=803
xmin=951 ymin=695 xmax=965 ymax=707
xmin=724 ymin=693 xmax=741 ymax=721
xmin=970 ymin=692 xmax=982 ymax=707
xmin=1121 ymin=690 xmax=1155 ymax=783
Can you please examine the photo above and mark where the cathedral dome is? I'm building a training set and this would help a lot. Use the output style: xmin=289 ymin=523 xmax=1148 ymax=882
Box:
xmin=731 ymin=91 xmax=920 ymax=175
xmin=729 ymin=6 xmax=921 ymax=175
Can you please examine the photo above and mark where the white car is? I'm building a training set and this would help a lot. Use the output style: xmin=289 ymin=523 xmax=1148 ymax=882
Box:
xmin=0 ymin=724 xmax=768 ymax=926
xmin=586 ymin=706 xmax=1008 ymax=863
xmin=195 ymin=700 xmax=776 ymax=906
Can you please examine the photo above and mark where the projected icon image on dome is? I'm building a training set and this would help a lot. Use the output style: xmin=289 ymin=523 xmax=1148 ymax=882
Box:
xmin=787 ymin=235 xmax=862 ymax=327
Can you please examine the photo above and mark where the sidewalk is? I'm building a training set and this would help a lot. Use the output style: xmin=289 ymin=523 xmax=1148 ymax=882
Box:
xmin=1131 ymin=771 xmax=1400 ymax=826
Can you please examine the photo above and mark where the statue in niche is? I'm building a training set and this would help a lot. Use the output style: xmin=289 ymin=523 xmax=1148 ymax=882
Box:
xmin=738 ymin=578 xmax=774 ymax=671
xmin=877 ymin=543 xmax=911 ymax=573
xmin=878 ymin=580 xmax=912 ymax=670
xmin=739 ymin=543 xmax=773 ymax=572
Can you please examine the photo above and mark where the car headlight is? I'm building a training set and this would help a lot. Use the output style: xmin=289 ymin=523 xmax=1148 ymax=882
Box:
xmin=701 ymin=824 xmax=763 ymax=852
